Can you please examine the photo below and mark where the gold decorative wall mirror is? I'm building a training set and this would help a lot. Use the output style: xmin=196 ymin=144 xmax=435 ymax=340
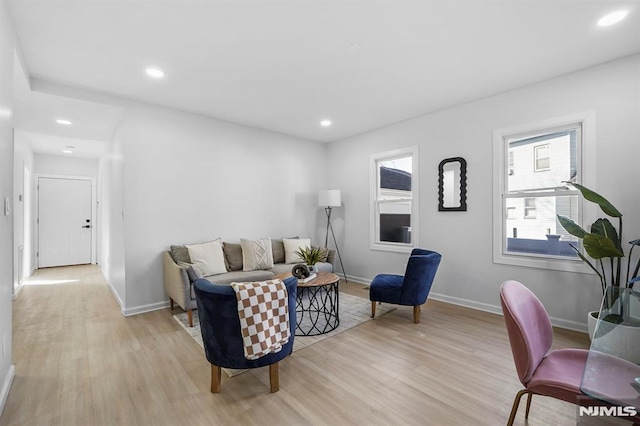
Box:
xmin=438 ymin=157 xmax=467 ymax=211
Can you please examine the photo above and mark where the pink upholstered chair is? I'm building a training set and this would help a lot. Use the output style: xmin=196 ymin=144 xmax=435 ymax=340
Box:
xmin=500 ymin=280 xmax=589 ymax=425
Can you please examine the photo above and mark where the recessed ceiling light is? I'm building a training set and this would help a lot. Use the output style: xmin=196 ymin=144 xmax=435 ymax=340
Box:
xmin=320 ymin=120 xmax=332 ymax=127
xmin=63 ymin=149 xmax=73 ymax=154
xmin=145 ymin=67 xmax=165 ymax=78
xmin=597 ymin=10 xmax=628 ymax=27
xmin=56 ymin=119 xmax=72 ymax=125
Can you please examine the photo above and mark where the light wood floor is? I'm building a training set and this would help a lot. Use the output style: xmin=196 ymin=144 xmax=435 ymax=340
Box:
xmin=1 ymin=265 xmax=590 ymax=426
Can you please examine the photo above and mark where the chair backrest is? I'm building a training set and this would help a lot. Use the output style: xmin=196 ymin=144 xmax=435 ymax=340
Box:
xmin=499 ymin=280 xmax=553 ymax=385
xmin=194 ymin=276 xmax=297 ymax=369
xmin=399 ymin=249 xmax=442 ymax=305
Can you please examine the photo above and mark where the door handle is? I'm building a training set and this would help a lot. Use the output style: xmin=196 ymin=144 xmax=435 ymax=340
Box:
xmin=82 ymin=225 xmax=91 ymax=229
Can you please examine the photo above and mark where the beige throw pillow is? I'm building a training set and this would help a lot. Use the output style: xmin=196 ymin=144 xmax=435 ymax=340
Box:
xmin=283 ymin=238 xmax=311 ymax=264
xmin=185 ymin=239 xmax=228 ymax=277
xmin=241 ymin=238 xmax=275 ymax=271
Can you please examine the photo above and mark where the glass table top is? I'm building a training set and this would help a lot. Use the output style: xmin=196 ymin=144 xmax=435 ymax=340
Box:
xmin=580 ymin=286 xmax=640 ymax=410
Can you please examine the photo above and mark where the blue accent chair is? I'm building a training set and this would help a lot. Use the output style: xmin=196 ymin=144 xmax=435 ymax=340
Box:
xmin=194 ymin=276 xmax=297 ymax=393
xmin=369 ymin=248 xmax=442 ymax=323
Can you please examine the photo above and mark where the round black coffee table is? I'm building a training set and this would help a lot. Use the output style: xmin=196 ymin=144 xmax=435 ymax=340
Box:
xmin=295 ymin=272 xmax=340 ymax=336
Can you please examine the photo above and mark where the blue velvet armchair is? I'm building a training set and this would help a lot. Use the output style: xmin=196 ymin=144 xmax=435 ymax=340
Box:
xmin=194 ymin=276 xmax=297 ymax=393
xmin=369 ymin=248 xmax=441 ymax=323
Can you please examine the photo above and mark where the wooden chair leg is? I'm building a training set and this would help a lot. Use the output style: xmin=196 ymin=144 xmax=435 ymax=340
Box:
xmin=371 ymin=301 xmax=376 ymax=318
xmin=525 ymin=392 xmax=533 ymax=418
xmin=211 ymin=364 xmax=221 ymax=393
xmin=413 ymin=305 xmax=420 ymax=324
xmin=507 ymin=389 xmax=530 ymax=426
xmin=169 ymin=298 xmax=174 ymax=310
xmin=188 ymin=309 xmax=193 ymax=327
xmin=269 ymin=363 xmax=279 ymax=393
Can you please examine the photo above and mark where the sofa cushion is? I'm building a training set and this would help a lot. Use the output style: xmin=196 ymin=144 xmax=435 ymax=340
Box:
xmin=271 ymin=239 xmax=285 ymax=264
xmin=223 ymin=242 xmax=243 ymax=271
xmin=241 ymin=238 xmax=274 ymax=271
xmin=185 ymin=239 xmax=228 ymax=277
xmin=272 ymin=236 xmax=298 ymax=264
xmin=283 ymin=238 xmax=311 ymax=264
xmin=170 ymin=245 xmax=191 ymax=264
xmin=203 ymin=270 xmax=275 ymax=285
xmin=176 ymin=260 xmax=199 ymax=283
xmin=269 ymin=263 xmax=296 ymax=276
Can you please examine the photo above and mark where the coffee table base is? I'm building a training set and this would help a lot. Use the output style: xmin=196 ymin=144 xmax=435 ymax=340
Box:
xmin=295 ymin=281 xmax=339 ymax=336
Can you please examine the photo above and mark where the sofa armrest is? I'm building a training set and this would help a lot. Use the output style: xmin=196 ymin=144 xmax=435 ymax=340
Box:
xmin=163 ymin=251 xmax=193 ymax=310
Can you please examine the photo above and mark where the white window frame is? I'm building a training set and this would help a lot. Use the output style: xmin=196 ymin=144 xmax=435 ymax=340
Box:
xmin=370 ymin=146 xmax=419 ymax=253
xmin=493 ymin=112 xmax=596 ymax=273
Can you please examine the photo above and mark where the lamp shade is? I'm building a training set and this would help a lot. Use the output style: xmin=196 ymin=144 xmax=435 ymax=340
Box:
xmin=318 ymin=189 xmax=341 ymax=207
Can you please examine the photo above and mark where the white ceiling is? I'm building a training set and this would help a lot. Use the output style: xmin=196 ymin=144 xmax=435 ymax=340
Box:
xmin=7 ymin=0 xmax=640 ymax=144
xmin=12 ymin=41 xmax=123 ymax=158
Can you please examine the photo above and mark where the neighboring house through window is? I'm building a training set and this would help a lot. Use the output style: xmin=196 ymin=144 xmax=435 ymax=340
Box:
xmin=493 ymin=112 xmax=595 ymax=272
xmin=370 ymin=146 xmax=419 ymax=253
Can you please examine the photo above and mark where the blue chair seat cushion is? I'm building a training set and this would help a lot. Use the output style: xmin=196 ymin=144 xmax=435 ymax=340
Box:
xmin=370 ymin=274 xmax=404 ymax=305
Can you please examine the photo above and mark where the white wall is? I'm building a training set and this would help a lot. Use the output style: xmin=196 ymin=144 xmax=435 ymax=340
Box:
xmin=13 ymin=134 xmax=34 ymax=291
xmin=98 ymin=120 xmax=126 ymax=307
xmin=121 ymin=104 xmax=328 ymax=314
xmin=34 ymin=153 xmax=99 ymax=177
xmin=328 ymin=54 xmax=640 ymax=330
xmin=0 ymin=0 xmax=16 ymax=415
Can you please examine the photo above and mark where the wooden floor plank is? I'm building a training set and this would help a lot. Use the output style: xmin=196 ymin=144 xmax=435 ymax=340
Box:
xmin=1 ymin=265 xmax=589 ymax=425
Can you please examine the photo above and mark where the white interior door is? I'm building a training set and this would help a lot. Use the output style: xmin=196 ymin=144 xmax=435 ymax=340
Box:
xmin=38 ymin=177 xmax=92 ymax=267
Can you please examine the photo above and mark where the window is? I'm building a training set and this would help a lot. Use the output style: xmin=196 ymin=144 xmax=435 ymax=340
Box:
xmin=370 ymin=147 xmax=419 ymax=252
xmin=524 ymin=198 xmax=536 ymax=219
xmin=493 ymin=112 xmax=595 ymax=272
xmin=534 ymin=144 xmax=551 ymax=171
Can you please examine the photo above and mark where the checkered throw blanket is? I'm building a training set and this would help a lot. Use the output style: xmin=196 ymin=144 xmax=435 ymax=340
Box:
xmin=230 ymin=280 xmax=290 ymax=360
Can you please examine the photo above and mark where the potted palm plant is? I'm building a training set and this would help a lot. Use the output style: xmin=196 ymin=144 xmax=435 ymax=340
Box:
xmin=557 ymin=183 xmax=640 ymax=355
xmin=294 ymin=246 xmax=326 ymax=274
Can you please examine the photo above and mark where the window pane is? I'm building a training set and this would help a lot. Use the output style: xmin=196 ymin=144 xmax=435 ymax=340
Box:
xmin=379 ymin=201 xmax=411 ymax=244
xmin=534 ymin=144 xmax=550 ymax=171
xmin=371 ymin=147 xmax=417 ymax=252
xmin=507 ymin=128 xmax=577 ymax=192
xmin=505 ymin=195 xmax=578 ymax=257
xmin=378 ymin=156 xmax=412 ymax=200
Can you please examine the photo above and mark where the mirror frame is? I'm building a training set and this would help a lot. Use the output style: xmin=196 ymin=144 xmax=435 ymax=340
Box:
xmin=438 ymin=157 xmax=467 ymax=212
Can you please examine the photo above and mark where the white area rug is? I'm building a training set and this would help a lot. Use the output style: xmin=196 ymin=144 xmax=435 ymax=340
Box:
xmin=173 ymin=291 xmax=395 ymax=376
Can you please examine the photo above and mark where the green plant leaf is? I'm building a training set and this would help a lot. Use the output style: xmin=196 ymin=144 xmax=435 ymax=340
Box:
xmin=591 ymin=218 xmax=620 ymax=247
xmin=558 ymin=215 xmax=589 ymax=239
xmin=583 ymin=234 xmax=624 ymax=259
xmin=570 ymin=244 xmax=603 ymax=280
xmin=557 ymin=215 xmax=588 ymax=238
xmin=570 ymin=183 xmax=622 ymax=218
xmin=293 ymin=246 xmax=324 ymax=265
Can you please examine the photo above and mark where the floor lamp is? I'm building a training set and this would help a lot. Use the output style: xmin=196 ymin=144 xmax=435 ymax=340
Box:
xmin=318 ymin=189 xmax=347 ymax=282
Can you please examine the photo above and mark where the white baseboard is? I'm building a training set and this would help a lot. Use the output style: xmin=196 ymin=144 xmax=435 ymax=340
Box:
xmin=345 ymin=276 xmax=587 ymax=333
xmin=12 ymin=284 xmax=23 ymax=301
xmin=106 ymin=280 xmax=125 ymax=312
xmin=428 ymin=292 xmax=587 ymax=333
xmin=122 ymin=301 xmax=169 ymax=317
xmin=0 ymin=365 xmax=15 ymax=417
